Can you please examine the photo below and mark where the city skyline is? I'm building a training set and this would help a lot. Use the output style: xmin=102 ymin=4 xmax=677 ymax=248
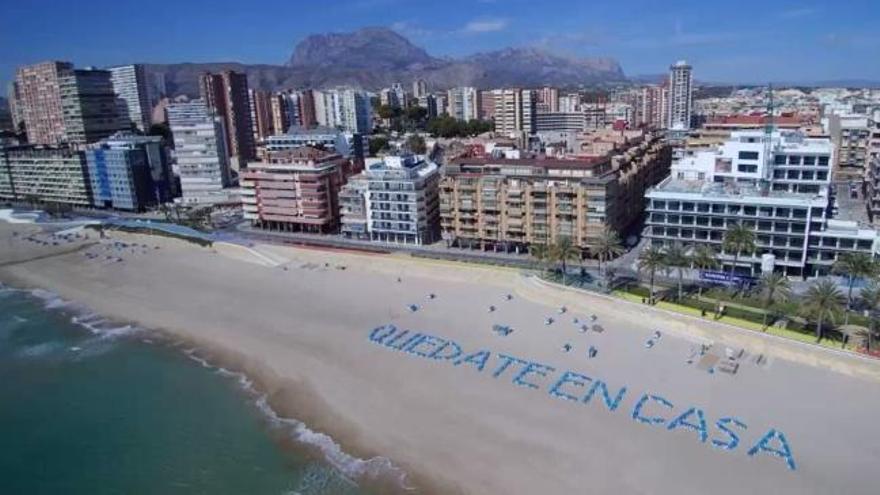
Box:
xmin=2 ymin=0 xmax=880 ymax=91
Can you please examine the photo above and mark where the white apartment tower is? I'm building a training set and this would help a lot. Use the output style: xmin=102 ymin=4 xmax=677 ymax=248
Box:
xmin=446 ymin=87 xmax=479 ymax=122
xmin=166 ymin=100 xmax=232 ymax=204
xmin=108 ymin=64 xmax=153 ymax=131
xmin=667 ymin=60 xmax=693 ymax=130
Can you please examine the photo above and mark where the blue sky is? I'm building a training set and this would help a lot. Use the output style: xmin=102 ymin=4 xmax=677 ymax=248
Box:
xmin=1 ymin=0 xmax=879 ymax=89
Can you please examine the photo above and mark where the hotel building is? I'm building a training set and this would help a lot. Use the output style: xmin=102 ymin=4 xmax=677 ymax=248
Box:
xmin=0 ymin=145 xmax=91 ymax=206
xmin=59 ymin=68 xmax=129 ymax=145
xmin=108 ymin=64 xmax=153 ymax=131
xmin=240 ymin=147 xmax=353 ymax=233
xmin=645 ymin=130 xmax=878 ymax=277
xmin=199 ymin=70 xmax=255 ymax=168
xmin=84 ymin=133 xmax=172 ymax=211
xmin=340 ymin=154 xmax=441 ymax=245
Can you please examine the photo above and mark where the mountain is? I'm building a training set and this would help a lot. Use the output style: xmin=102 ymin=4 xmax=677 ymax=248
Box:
xmin=146 ymin=27 xmax=625 ymax=97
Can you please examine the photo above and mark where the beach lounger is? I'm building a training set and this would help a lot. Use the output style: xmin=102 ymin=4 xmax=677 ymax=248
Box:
xmin=591 ymin=324 xmax=604 ymax=333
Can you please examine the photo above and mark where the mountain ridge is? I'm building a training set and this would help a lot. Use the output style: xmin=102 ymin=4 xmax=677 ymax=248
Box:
xmin=147 ymin=27 xmax=625 ymax=97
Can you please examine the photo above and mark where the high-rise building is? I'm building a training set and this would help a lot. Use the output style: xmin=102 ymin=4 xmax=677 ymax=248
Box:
xmin=298 ymin=89 xmax=317 ymax=128
xmin=417 ymin=94 xmax=439 ymax=118
xmin=340 ymin=154 xmax=441 ymax=245
xmin=493 ymin=89 xmax=536 ymax=135
xmin=270 ymin=93 xmax=291 ymax=135
xmin=446 ymin=87 xmax=480 ymax=122
xmin=314 ymin=89 xmax=372 ymax=134
xmin=828 ymin=114 xmax=871 ymax=182
xmin=558 ymin=94 xmax=580 ymax=113
xmin=14 ymin=61 xmax=74 ymax=145
xmin=536 ymin=87 xmax=559 ymax=114
xmin=167 ymin=100 xmax=231 ymax=204
xmin=478 ymin=90 xmax=496 ymax=120
xmin=108 ymin=64 xmax=153 ymax=131
xmin=635 ymin=85 xmax=668 ymax=129
xmin=59 ymin=68 xmax=129 ymax=145
xmin=84 ymin=132 xmax=173 ymax=210
xmin=412 ymin=79 xmax=428 ymax=99
xmin=0 ymin=145 xmax=91 ymax=206
xmin=199 ymin=71 xmax=255 ymax=168
xmin=240 ymin=147 xmax=355 ymax=233
xmin=667 ymin=60 xmax=693 ymax=130
xmin=248 ymin=89 xmax=274 ymax=143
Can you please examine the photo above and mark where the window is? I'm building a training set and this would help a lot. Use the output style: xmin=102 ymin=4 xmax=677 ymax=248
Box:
xmin=738 ymin=164 xmax=758 ymax=173
xmin=817 ymin=171 xmax=828 ymax=181
xmin=818 ymin=156 xmax=829 ymax=166
xmin=774 ymin=154 xmax=787 ymax=165
xmin=788 ymin=155 xmax=802 ymax=165
xmin=803 ymin=156 xmax=816 ymax=166
xmin=739 ymin=151 xmax=760 ymax=160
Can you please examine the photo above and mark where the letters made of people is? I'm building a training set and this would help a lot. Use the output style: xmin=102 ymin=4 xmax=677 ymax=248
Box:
xmin=368 ymin=324 xmax=797 ymax=472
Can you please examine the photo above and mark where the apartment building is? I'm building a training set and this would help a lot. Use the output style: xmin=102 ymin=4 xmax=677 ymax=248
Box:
xmin=314 ymin=88 xmax=372 ymax=134
xmin=84 ymin=133 xmax=172 ymax=211
xmin=340 ymin=154 xmax=441 ymax=245
xmin=262 ymin=126 xmax=365 ymax=163
xmin=440 ymin=133 xmax=671 ymax=253
xmin=668 ymin=61 xmax=693 ymax=130
xmin=108 ymin=64 xmax=153 ymax=131
xmin=166 ymin=100 xmax=232 ymax=205
xmin=828 ymin=114 xmax=872 ymax=182
xmin=240 ymin=147 xmax=353 ymax=233
xmin=199 ymin=71 xmax=255 ymax=168
xmin=492 ymin=89 xmax=536 ymax=135
xmin=646 ymin=130 xmax=878 ymax=277
xmin=13 ymin=61 xmax=73 ymax=145
xmin=59 ymin=68 xmax=129 ymax=145
xmin=0 ymin=145 xmax=91 ymax=206
xmin=446 ymin=87 xmax=479 ymax=121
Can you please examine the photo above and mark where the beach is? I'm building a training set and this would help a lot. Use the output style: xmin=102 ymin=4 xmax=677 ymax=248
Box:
xmin=2 ymin=219 xmax=880 ymax=494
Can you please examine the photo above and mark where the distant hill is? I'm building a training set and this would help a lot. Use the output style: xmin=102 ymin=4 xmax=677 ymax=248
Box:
xmin=146 ymin=27 xmax=625 ymax=97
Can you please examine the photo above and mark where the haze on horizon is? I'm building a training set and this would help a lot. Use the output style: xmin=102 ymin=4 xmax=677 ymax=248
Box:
xmin=1 ymin=0 xmax=879 ymax=88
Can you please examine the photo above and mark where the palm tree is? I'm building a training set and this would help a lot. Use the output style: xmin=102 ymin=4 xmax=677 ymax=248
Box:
xmin=529 ymin=242 xmax=551 ymax=276
xmin=551 ymin=236 xmax=582 ymax=286
xmin=638 ymin=245 xmax=667 ymax=305
xmin=691 ymin=245 xmax=720 ymax=299
xmin=722 ymin=223 xmax=756 ymax=280
xmin=801 ymin=279 xmax=845 ymax=343
xmin=832 ymin=253 xmax=876 ymax=325
xmin=859 ymin=281 xmax=880 ymax=351
xmin=756 ymin=272 xmax=792 ymax=329
xmin=592 ymin=227 xmax=625 ymax=276
xmin=663 ymin=243 xmax=690 ymax=301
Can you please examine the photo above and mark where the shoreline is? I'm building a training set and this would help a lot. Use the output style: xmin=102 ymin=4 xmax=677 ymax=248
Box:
xmin=4 ymin=220 xmax=880 ymax=494
xmin=0 ymin=280 xmax=430 ymax=494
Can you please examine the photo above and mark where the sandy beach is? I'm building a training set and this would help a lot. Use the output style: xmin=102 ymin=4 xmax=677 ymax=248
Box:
xmin=3 ymin=219 xmax=880 ymax=494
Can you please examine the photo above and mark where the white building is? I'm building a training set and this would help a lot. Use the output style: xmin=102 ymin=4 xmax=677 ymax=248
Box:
xmin=667 ymin=60 xmax=693 ymax=130
xmin=340 ymin=154 xmax=441 ymax=244
xmin=108 ymin=64 xmax=153 ymax=131
xmin=166 ymin=100 xmax=232 ymax=205
xmin=492 ymin=89 xmax=536 ymax=135
xmin=314 ymin=88 xmax=372 ymax=134
xmin=263 ymin=126 xmax=366 ymax=162
xmin=646 ymin=130 xmax=878 ymax=277
xmin=446 ymin=87 xmax=479 ymax=121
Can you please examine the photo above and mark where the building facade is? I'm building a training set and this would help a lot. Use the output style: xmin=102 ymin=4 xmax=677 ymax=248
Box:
xmin=667 ymin=61 xmax=693 ymax=130
xmin=59 ymin=68 xmax=129 ymax=145
xmin=166 ymin=100 xmax=232 ymax=205
xmin=340 ymin=154 xmax=441 ymax=245
xmin=240 ymin=147 xmax=353 ymax=233
xmin=108 ymin=64 xmax=153 ymax=131
xmin=646 ymin=130 xmax=878 ymax=277
xmin=84 ymin=133 xmax=172 ymax=211
xmin=199 ymin=71 xmax=255 ymax=168
xmin=0 ymin=145 xmax=91 ymax=206
xmin=13 ymin=61 xmax=73 ymax=145
xmin=493 ymin=89 xmax=536 ymax=135
xmin=314 ymin=89 xmax=372 ymax=134
xmin=446 ymin=87 xmax=479 ymax=121
xmin=440 ymin=134 xmax=671 ymax=252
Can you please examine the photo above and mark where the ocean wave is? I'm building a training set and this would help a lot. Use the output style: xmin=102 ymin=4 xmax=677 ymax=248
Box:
xmin=17 ymin=341 xmax=64 ymax=358
xmin=182 ymin=348 xmax=411 ymax=492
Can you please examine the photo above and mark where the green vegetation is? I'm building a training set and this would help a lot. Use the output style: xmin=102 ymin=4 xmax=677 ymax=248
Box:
xmin=638 ymin=245 xmax=666 ymax=304
xmin=405 ymin=134 xmax=427 ymax=154
xmin=425 ymin=116 xmax=493 ymax=138
xmin=591 ymin=227 xmax=624 ymax=277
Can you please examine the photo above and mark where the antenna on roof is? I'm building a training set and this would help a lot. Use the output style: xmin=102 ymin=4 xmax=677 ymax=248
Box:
xmin=763 ymin=83 xmax=775 ymax=182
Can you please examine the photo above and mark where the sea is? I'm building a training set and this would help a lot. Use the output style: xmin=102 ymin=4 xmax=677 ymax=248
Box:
xmin=0 ymin=285 xmax=383 ymax=495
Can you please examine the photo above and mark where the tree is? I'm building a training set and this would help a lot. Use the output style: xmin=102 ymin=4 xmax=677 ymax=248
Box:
xmin=638 ymin=245 xmax=667 ymax=304
xmin=756 ymin=272 xmax=792 ymax=329
xmin=551 ymin=236 xmax=582 ymax=286
xmin=691 ymin=245 xmax=719 ymax=298
xmin=801 ymin=279 xmax=845 ymax=343
xmin=832 ymin=252 xmax=876 ymax=325
xmin=405 ymin=134 xmax=427 ymax=154
xmin=722 ymin=223 xmax=756 ymax=279
xmin=592 ymin=227 xmax=624 ymax=276
xmin=529 ymin=242 xmax=551 ymax=276
xmin=859 ymin=281 xmax=880 ymax=350
xmin=369 ymin=136 xmax=389 ymax=156
xmin=663 ymin=243 xmax=690 ymax=301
